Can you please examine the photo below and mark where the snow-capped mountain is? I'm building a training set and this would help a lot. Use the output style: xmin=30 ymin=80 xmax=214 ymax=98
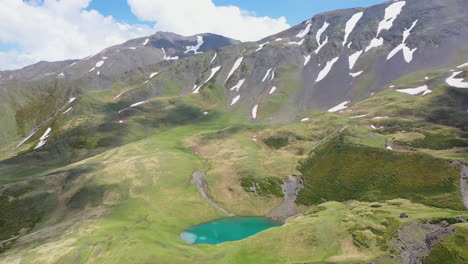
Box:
xmin=1 ymin=0 xmax=467 ymax=146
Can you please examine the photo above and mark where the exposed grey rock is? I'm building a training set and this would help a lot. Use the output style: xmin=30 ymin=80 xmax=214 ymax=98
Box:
xmin=400 ymin=213 xmax=409 ymax=218
xmin=460 ymin=164 xmax=468 ymax=209
xmin=267 ymin=175 xmax=304 ymax=221
xmin=191 ymin=171 xmax=234 ymax=216
xmin=396 ymin=221 xmax=455 ymax=264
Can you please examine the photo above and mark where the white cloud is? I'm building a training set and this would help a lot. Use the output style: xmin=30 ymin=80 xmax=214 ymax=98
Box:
xmin=0 ymin=0 xmax=153 ymax=70
xmin=0 ymin=0 xmax=290 ymax=71
xmin=127 ymin=0 xmax=290 ymax=42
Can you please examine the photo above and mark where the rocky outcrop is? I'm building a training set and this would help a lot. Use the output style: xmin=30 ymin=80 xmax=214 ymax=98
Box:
xmin=396 ymin=221 xmax=455 ymax=264
xmin=460 ymin=164 xmax=468 ymax=210
xmin=191 ymin=171 xmax=234 ymax=216
xmin=267 ymin=175 xmax=304 ymax=221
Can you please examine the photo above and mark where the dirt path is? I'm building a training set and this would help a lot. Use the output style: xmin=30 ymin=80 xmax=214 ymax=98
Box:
xmin=191 ymin=171 xmax=234 ymax=216
xmin=267 ymin=175 xmax=304 ymax=221
xmin=460 ymin=164 xmax=468 ymax=210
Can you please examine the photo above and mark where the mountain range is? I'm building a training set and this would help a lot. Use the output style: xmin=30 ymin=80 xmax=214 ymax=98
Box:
xmin=0 ymin=0 xmax=467 ymax=263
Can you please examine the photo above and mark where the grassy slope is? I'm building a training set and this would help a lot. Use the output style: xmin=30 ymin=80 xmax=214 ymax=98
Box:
xmin=1 ymin=65 xmax=467 ymax=263
xmin=1 ymin=110 xmax=466 ymax=263
xmin=297 ymin=131 xmax=464 ymax=210
xmin=423 ymin=223 xmax=468 ymax=264
xmin=1 ymin=127 xmax=466 ymax=264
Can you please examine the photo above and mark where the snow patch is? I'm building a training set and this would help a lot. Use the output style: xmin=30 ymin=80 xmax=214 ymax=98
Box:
xmin=373 ymin=116 xmax=389 ymax=120
xmin=343 ymin=12 xmax=364 ymax=46
xmin=63 ymin=107 xmax=73 ymax=114
xmin=314 ymin=22 xmax=329 ymax=54
xmin=130 ymin=101 xmax=145 ymax=108
xmin=185 ymin=36 xmax=204 ymax=54
xmin=225 ymin=57 xmax=243 ymax=83
xmin=114 ymin=90 xmax=128 ymax=100
xmin=350 ymin=71 xmax=363 ymax=77
xmin=350 ymin=114 xmax=367 ymax=119
xmin=262 ymin=68 xmax=272 ymax=82
xmin=315 ymin=57 xmax=339 ymax=82
xmin=301 ymin=118 xmax=310 ymax=122
xmin=142 ymin=38 xmax=149 ymax=45
xmin=162 ymin=48 xmax=179 ymax=60
xmin=230 ymin=79 xmax=245 ymax=92
xmin=193 ymin=66 xmax=222 ymax=94
xmin=69 ymin=97 xmax=77 ymax=103
xmin=457 ymin=62 xmax=468 ymax=68
xmin=296 ymin=22 xmax=312 ymax=38
xmin=97 ymin=71 xmax=100 ymax=76
xmin=101 ymin=56 xmax=108 ymax=60
xmin=304 ymin=55 xmax=311 ymax=66
xmin=269 ymin=86 xmax=277 ymax=95
xmin=150 ymin=72 xmax=159 ymax=79
xmin=256 ymin=42 xmax=270 ymax=52
xmin=349 ymin=50 xmax=363 ymax=70
xmin=396 ymin=85 xmax=432 ymax=95
xmin=288 ymin=39 xmax=305 ymax=46
xmin=386 ymin=145 xmax=393 ymax=150
xmin=67 ymin=62 xmax=77 ymax=68
xmin=128 ymin=47 xmax=137 ymax=50
xmin=446 ymin=71 xmax=468 ymax=88
xmin=58 ymin=72 xmax=64 ymax=77
xmin=275 ymin=38 xmax=283 ymax=41
xmin=95 ymin=60 xmax=105 ymax=67
xmin=251 ymin=104 xmax=259 ymax=119
xmin=377 ymin=1 xmax=406 ymax=36
xmin=270 ymin=70 xmax=275 ymax=82
xmin=89 ymin=67 xmax=95 ymax=72
xmin=34 ymin=127 xmax=52 ymax=150
xmin=230 ymin=95 xmax=241 ymax=105
xmin=365 ymin=37 xmax=384 ymax=52
xmin=387 ymin=20 xmax=418 ymax=63
xmin=328 ymin=101 xmax=350 ymax=113
xmin=210 ymin=53 xmax=217 ymax=64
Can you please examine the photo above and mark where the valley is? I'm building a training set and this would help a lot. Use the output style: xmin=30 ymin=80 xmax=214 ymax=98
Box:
xmin=0 ymin=0 xmax=467 ymax=263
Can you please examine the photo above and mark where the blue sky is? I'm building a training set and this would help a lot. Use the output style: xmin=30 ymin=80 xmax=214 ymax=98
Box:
xmin=1 ymin=0 xmax=387 ymax=70
xmin=86 ymin=0 xmax=386 ymax=27
xmin=213 ymin=0 xmax=385 ymax=25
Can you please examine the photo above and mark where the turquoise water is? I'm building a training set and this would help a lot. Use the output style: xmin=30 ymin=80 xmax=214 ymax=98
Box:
xmin=180 ymin=217 xmax=281 ymax=244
